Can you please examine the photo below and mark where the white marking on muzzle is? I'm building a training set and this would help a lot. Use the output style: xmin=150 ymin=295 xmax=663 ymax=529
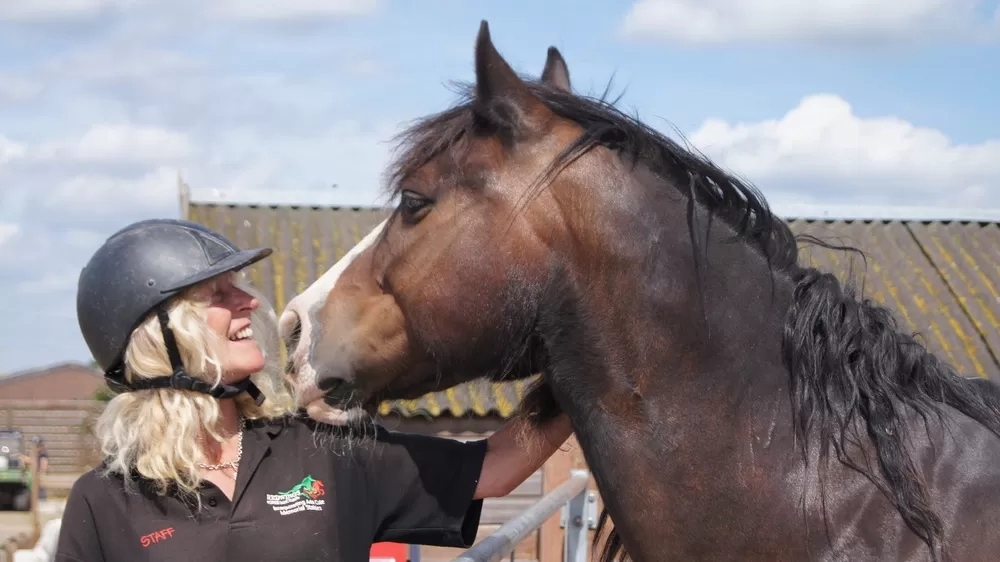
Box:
xmin=280 ymin=219 xmax=389 ymax=411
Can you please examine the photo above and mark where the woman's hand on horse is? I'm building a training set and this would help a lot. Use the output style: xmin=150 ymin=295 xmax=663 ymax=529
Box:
xmin=473 ymin=413 xmax=573 ymax=499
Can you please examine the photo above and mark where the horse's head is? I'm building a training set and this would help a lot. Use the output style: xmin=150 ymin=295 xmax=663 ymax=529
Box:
xmin=279 ymin=24 xmax=585 ymax=422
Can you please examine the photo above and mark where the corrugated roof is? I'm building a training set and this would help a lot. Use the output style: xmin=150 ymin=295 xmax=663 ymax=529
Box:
xmin=185 ymin=195 xmax=1000 ymax=419
xmin=791 ymin=219 xmax=1000 ymax=380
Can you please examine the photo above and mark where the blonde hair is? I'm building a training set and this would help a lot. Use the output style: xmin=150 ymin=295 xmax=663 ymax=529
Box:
xmin=93 ymin=270 xmax=297 ymax=499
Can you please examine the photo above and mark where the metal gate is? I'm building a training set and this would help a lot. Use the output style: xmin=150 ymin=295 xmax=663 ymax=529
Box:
xmin=449 ymin=469 xmax=596 ymax=562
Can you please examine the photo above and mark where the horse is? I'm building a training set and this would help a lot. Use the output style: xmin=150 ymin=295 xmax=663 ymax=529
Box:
xmin=279 ymin=21 xmax=1000 ymax=562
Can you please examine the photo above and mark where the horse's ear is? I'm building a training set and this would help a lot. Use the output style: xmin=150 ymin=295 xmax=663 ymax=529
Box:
xmin=474 ymin=20 xmax=553 ymax=139
xmin=541 ymin=47 xmax=571 ymax=92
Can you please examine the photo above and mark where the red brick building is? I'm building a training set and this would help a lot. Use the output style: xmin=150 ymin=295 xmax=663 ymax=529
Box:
xmin=0 ymin=362 xmax=106 ymax=400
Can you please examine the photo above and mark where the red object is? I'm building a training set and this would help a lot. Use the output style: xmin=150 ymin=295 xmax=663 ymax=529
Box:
xmin=370 ymin=542 xmax=408 ymax=562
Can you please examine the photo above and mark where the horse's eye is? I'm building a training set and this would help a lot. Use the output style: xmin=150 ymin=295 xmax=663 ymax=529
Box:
xmin=398 ymin=190 xmax=432 ymax=223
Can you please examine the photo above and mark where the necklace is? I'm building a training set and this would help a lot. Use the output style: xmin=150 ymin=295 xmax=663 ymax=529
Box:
xmin=198 ymin=416 xmax=244 ymax=473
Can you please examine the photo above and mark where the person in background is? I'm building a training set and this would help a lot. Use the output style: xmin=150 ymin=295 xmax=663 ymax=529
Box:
xmin=33 ymin=437 xmax=49 ymax=501
xmin=19 ymin=436 xmax=49 ymax=501
xmin=55 ymin=218 xmax=573 ymax=562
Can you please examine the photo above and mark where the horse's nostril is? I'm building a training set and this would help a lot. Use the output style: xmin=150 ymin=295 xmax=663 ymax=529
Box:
xmin=318 ymin=377 xmax=344 ymax=394
xmin=283 ymin=311 xmax=302 ymax=353
xmin=319 ymin=377 xmax=355 ymax=406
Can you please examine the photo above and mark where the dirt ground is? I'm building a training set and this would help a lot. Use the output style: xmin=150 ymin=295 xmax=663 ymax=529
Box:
xmin=0 ymin=502 xmax=64 ymax=549
xmin=0 ymin=477 xmax=75 ymax=552
xmin=0 ymin=510 xmax=34 ymax=546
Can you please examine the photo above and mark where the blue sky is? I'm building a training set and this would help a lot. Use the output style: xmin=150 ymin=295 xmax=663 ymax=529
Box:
xmin=1 ymin=0 xmax=999 ymax=374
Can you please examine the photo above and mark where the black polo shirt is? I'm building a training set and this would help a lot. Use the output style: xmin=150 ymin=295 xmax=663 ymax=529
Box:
xmin=54 ymin=415 xmax=487 ymax=561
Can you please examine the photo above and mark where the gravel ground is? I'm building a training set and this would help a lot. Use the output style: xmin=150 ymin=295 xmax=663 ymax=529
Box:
xmin=0 ymin=510 xmax=32 ymax=545
xmin=0 ymin=501 xmax=65 ymax=549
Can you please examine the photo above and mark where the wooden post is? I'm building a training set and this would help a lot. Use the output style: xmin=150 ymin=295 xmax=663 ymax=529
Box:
xmin=538 ymin=436 xmax=588 ymax=562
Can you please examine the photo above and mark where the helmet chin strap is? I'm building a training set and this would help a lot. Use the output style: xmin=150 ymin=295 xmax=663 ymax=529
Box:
xmin=104 ymin=307 xmax=265 ymax=406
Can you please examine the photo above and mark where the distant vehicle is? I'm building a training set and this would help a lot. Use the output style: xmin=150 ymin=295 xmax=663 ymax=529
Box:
xmin=0 ymin=428 xmax=32 ymax=511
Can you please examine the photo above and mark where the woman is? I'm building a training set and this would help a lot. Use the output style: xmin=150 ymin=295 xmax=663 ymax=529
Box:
xmin=57 ymin=218 xmax=573 ymax=562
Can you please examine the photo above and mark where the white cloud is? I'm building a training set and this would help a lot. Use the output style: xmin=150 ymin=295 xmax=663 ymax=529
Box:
xmin=44 ymin=165 xmax=179 ymax=217
xmin=0 ymin=223 xmax=20 ymax=248
xmin=688 ymin=93 xmax=1000 ymax=207
xmin=0 ymin=0 xmax=125 ymax=21
xmin=620 ymin=0 xmax=999 ymax=46
xmin=174 ymin=118 xmax=403 ymax=212
xmin=64 ymin=228 xmax=112 ymax=251
xmin=34 ymin=123 xmax=192 ymax=164
xmin=0 ymin=116 xmax=400 ymax=232
xmin=16 ymin=269 xmax=79 ymax=295
xmin=0 ymin=74 xmax=44 ymax=103
xmin=0 ymin=136 xmax=26 ymax=168
xmin=39 ymin=47 xmax=203 ymax=85
xmin=0 ymin=124 xmax=191 ymax=234
xmin=208 ymin=0 xmax=376 ymax=21
xmin=0 ymin=223 xmax=109 ymax=275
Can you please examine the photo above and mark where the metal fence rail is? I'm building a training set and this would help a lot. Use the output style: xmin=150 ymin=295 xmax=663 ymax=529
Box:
xmin=450 ymin=469 xmax=595 ymax=562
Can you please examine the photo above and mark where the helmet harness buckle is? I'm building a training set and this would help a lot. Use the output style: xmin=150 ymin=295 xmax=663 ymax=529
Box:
xmin=104 ymin=308 xmax=265 ymax=406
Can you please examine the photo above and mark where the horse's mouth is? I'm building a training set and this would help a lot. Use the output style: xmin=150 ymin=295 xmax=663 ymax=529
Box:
xmin=298 ymin=380 xmax=382 ymax=426
xmin=293 ymin=377 xmax=374 ymax=426
xmin=362 ymin=396 xmax=380 ymax=417
xmin=319 ymin=377 xmax=363 ymax=406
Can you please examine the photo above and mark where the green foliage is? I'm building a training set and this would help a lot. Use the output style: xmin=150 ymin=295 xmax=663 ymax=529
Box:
xmin=93 ymin=384 xmax=116 ymax=403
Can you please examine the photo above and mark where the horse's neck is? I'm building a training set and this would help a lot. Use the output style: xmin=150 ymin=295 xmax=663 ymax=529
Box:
xmin=538 ymin=253 xmax=794 ymax=433
xmin=536 ymin=195 xmax=798 ymax=560
xmin=541 ymin=171 xmax=796 ymax=412
xmin=538 ymin=273 xmax=795 ymax=560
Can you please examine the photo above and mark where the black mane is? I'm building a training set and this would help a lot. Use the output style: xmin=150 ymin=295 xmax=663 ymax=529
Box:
xmin=385 ymin=79 xmax=1000 ymax=562
xmin=386 ymin=79 xmax=800 ymax=275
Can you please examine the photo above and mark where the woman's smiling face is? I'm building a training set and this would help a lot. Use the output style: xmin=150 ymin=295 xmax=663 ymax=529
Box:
xmin=197 ymin=272 xmax=265 ymax=382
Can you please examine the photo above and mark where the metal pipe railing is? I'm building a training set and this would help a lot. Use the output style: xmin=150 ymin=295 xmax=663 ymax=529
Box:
xmin=449 ymin=469 xmax=593 ymax=562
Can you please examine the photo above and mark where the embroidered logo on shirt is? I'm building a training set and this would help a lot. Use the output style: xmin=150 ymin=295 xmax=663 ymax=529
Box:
xmin=140 ymin=527 xmax=175 ymax=548
xmin=265 ymin=475 xmax=326 ymax=515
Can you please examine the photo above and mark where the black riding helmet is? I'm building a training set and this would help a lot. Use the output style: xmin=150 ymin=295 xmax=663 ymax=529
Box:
xmin=77 ymin=218 xmax=273 ymax=404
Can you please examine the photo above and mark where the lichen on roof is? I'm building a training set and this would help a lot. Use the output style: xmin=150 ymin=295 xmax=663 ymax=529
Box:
xmin=187 ymin=201 xmax=1000 ymax=418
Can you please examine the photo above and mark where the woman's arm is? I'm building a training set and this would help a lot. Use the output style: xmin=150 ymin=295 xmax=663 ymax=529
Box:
xmin=474 ymin=413 xmax=574 ymax=499
xmin=357 ymin=411 xmax=574 ymax=547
